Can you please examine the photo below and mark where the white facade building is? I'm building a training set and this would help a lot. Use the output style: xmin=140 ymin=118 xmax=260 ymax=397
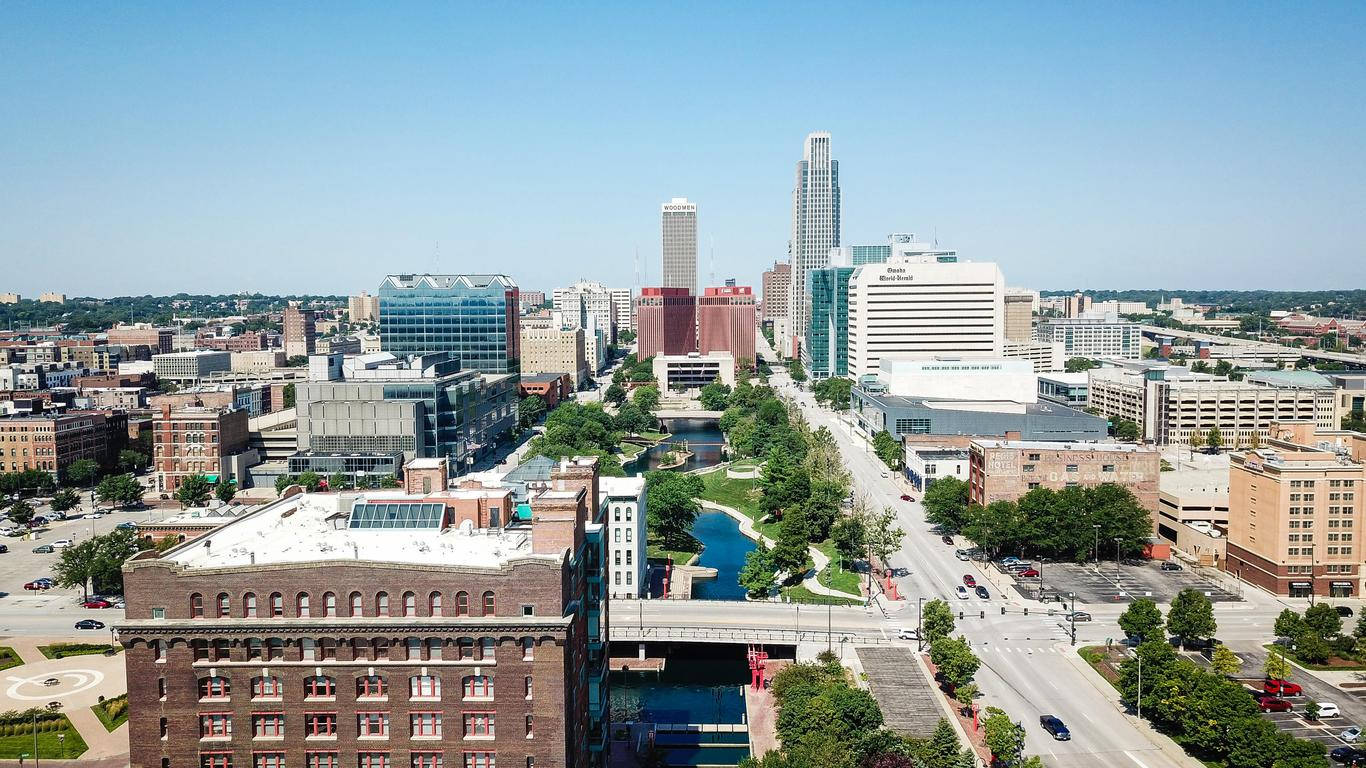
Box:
xmin=600 ymin=475 xmax=647 ymax=598
xmin=553 ymin=280 xmax=621 ymax=342
xmin=847 ymin=252 xmax=1004 ymax=378
xmin=611 ymin=289 xmax=634 ymax=334
xmin=152 ymin=350 xmax=231 ymax=383
xmin=661 ymin=198 xmax=698 ymax=296
xmin=1002 ymin=340 xmax=1066 ymax=372
xmin=875 ymin=357 xmax=1036 ymax=402
xmin=1038 ymin=317 xmax=1142 ymax=360
xmin=653 ymin=352 xmax=736 ymax=390
xmin=784 ymin=132 xmax=840 ymax=358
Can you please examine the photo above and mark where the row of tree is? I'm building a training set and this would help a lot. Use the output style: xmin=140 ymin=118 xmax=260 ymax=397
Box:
xmin=0 ymin=450 xmax=150 ymax=500
xmin=1274 ymin=603 xmax=1366 ymax=665
xmin=51 ymin=527 xmax=144 ymax=598
xmin=923 ymin=477 xmax=1153 ymax=561
xmin=811 ymin=377 xmax=852 ymax=411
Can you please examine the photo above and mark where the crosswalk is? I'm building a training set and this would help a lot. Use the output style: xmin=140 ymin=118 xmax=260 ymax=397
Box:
xmin=973 ymin=643 xmax=1068 ymax=655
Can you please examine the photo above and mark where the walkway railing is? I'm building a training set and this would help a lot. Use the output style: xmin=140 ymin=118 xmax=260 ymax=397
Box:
xmin=609 ymin=624 xmax=891 ymax=645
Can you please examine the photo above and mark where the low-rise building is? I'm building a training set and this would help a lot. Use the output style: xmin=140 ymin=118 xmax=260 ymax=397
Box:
xmin=1037 ymin=372 xmax=1089 ymax=408
xmin=153 ymin=350 xmax=232 ymax=384
xmin=904 ymin=445 xmax=970 ymax=492
xmin=601 ymin=475 xmax=647 ymax=598
xmin=1002 ymin=340 xmax=1065 ymax=373
xmin=653 ymin=352 xmax=735 ymax=391
xmin=519 ymin=373 xmax=574 ymax=410
xmin=153 ymin=405 xmax=252 ymax=492
xmin=229 ymin=349 xmax=287 ymax=372
xmin=107 ymin=323 xmax=175 ymax=355
xmin=1155 ymin=462 xmax=1230 ymax=567
xmin=0 ymin=411 xmax=110 ymax=475
xmin=967 ymin=439 xmax=1160 ymax=511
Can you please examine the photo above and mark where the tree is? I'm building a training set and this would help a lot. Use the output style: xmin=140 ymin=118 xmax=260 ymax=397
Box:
xmin=929 ymin=636 xmax=979 ymax=687
xmin=699 ymin=380 xmax=731 ymax=411
xmin=327 ymin=473 xmax=349 ymax=491
xmin=282 ymin=382 xmax=297 ymax=408
xmin=1263 ymin=647 xmax=1292 ymax=682
xmin=274 ymin=474 xmax=294 ymax=495
xmin=175 ymin=475 xmax=213 ymax=507
xmin=296 ymin=471 xmax=323 ymax=492
xmin=922 ymin=477 xmax=970 ymax=533
xmin=117 ymin=449 xmax=150 ymax=474
xmin=830 ymin=515 xmax=867 ymax=565
xmin=1166 ymin=588 xmax=1217 ymax=648
xmin=51 ymin=528 xmax=140 ymax=599
xmin=1303 ymin=602 xmax=1343 ymax=639
xmin=738 ymin=542 xmax=777 ymax=598
xmin=286 ymin=355 xmax=308 ymax=367
xmin=922 ymin=599 xmax=955 ymax=643
xmin=865 ymin=506 xmax=905 ymax=568
xmin=1214 ymin=360 xmax=1234 ymax=377
xmin=52 ymin=539 xmax=99 ymax=601
xmin=1189 ymin=430 xmax=1206 ymax=452
xmin=772 ymin=513 xmax=813 ymax=577
xmin=519 ymin=395 xmax=547 ymax=427
xmin=812 ymin=377 xmax=853 ymax=411
xmin=1354 ymin=613 xmax=1366 ymax=640
xmin=787 ymin=359 xmax=807 ymax=383
xmin=379 ymin=475 xmax=400 ymax=488
xmin=95 ymin=473 xmax=143 ymax=508
xmin=871 ymin=430 xmax=900 ymax=470
xmin=1206 ymin=426 xmax=1224 ymax=452
xmin=49 ymin=488 xmax=81 ymax=512
xmin=644 ymin=471 xmax=703 ymax=550
xmin=1210 ymin=645 xmax=1243 ymax=677
xmin=214 ymin=479 xmax=237 ymax=504
xmin=928 ymin=717 xmax=972 ymax=767
xmin=8 ymin=500 xmax=35 ymax=527
xmin=1191 ymin=359 xmax=1211 ymax=373
xmin=981 ymin=707 xmax=1025 ymax=764
xmin=759 ymin=445 xmax=810 ymax=521
xmin=1114 ymin=420 xmax=1140 ymax=442
xmin=1064 ymin=357 xmax=1099 ymax=373
xmin=1294 ymin=630 xmax=1332 ymax=664
xmin=604 ymin=382 xmax=627 ymax=406
xmin=1303 ymin=701 xmax=1321 ymax=722
xmin=1118 ymin=598 xmax=1164 ymax=642
xmin=617 ymin=329 xmax=636 ymax=344
xmin=632 ymin=385 xmax=661 ymax=412
xmin=63 ymin=459 xmax=101 ymax=487
xmin=1275 ymin=608 xmax=1305 ymax=639
xmin=614 ymin=402 xmax=652 ymax=435
xmin=803 ymin=427 xmax=851 ymax=493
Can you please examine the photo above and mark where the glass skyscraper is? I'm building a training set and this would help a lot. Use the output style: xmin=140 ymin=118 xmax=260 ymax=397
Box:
xmin=378 ymin=274 xmax=520 ymax=374
xmin=804 ymin=265 xmax=856 ymax=379
xmin=785 ymin=132 xmax=840 ymax=358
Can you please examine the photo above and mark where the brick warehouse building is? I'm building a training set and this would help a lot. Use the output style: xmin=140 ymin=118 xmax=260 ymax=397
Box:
xmin=0 ymin=411 xmax=111 ymax=474
xmin=154 ymin=405 xmax=251 ymax=492
xmin=118 ymin=457 xmax=609 ymax=768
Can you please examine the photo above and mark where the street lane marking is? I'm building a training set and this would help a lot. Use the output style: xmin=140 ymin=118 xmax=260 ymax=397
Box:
xmin=1125 ymin=751 xmax=1151 ymax=768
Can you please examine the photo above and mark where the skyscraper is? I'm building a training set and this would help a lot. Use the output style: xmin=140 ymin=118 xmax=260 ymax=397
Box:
xmin=661 ymin=197 xmax=697 ymax=295
xmin=634 ymin=287 xmax=697 ymax=359
xmin=378 ymin=274 xmax=520 ymax=374
xmin=697 ymin=285 xmax=756 ymax=364
xmin=785 ymin=132 xmax=840 ymax=358
xmin=283 ymin=304 xmax=316 ymax=357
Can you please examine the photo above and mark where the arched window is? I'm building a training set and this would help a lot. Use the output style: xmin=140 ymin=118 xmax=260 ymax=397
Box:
xmin=482 ymin=590 xmax=495 ymax=616
xmin=251 ymin=675 xmax=282 ymax=698
xmin=455 ymin=591 xmax=469 ymax=616
xmin=190 ymin=593 xmax=204 ymax=618
xmin=410 ymin=674 xmax=441 ymax=698
xmin=349 ymin=591 xmax=363 ymax=616
xmin=323 ymin=592 xmax=337 ymax=617
xmin=216 ymin=593 xmax=230 ymax=618
xmin=198 ymin=676 xmax=231 ymax=699
xmin=463 ymin=674 xmax=493 ymax=699
xmin=304 ymin=675 xmax=336 ymax=698
xmin=376 ymin=591 xmax=389 ymax=616
xmin=296 ymin=592 xmax=310 ymax=617
xmin=429 ymin=591 xmax=442 ymax=616
xmin=243 ymin=592 xmax=258 ymax=618
xmin=402 ymin=591 xmax=416 ymax=617
xmin=356 ymin=674 xmax=387 ymax=698
xmin=269 ymin=592 xmax=283 ymax=618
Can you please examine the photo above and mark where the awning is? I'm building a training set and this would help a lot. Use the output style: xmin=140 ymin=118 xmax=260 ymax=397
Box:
xmin=1290 ymin=581 xmax=1311 ymax=587
xmin=1332 ymin=581 xmax=1353 ymax=587
xmin=204 ymin=474 xmax=220 ymax=483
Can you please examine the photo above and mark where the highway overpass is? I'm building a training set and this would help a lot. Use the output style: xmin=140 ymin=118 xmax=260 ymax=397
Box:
xmin=1140 ymin=324 xmax=1366 ymax=367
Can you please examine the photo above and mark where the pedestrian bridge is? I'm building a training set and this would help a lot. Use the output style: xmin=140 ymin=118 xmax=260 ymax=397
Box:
xmin=606 ymin=599 xmax=895 ymax=646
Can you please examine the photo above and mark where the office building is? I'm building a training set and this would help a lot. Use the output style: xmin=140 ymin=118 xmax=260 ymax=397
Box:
xmin=153 ymin=405 xmax=252 ymax=492
xmin=874 ymin=357 xmax=1037 ymax=404
xmin=520 ymin=324 xmax=588 ymax=389
xmin=153 ymin=351 xmax=232 ymax=384
xmin=847 ymin=250 xmax=1004 ymax=378
xmin=1037 ymin=372 xmax=1090 ymax=408
xmin=378 ymin=274 xmax=520 ymax=375
xmin=635 ymin=287 xmax=696 ymax=359
xmin=661 ymin=197 xmax=698 ymax=295
xmin=1155 ymin=464 xmax=1230 ymax=567
xmin=197 ymin=330 xmax=269 ymax=352
xmin=296 ymin=352 xmax=517 ymax=474
xmin=1037 ymin=317 xmax=1142 ymax=360
xmin=230 ymin=350 xmax=287 ymax=373
xmin=761 ymin=261 xmax=790 ymax=325
xmin=1064 ymin=293 xmax=1093 ymax=318
xmin=785 ymin=132 xmax=841 ymax=358
xmin=0 ymin=412 xmax=110 ymax=475
xmin=904 ymin=445 xmax=970 ymax=492
xmin=149 ymin=383 xmax=272 ymax=418
xmin=348 ymin=292 xmax=380 ymax=323
xmin=1224 ymin=422 xmax=1366 ymax=597
xmin=1001 ymin=340 xmax=1065 ymax=373
xmin=0 ymin=293 xmax=19 ymax=304
xmin=601 ymin=474 xmax=648 ymax=598
xmin=553 ymin=281 xmax=620 ymax=342
xmin=697 ymin=286 xmax=755 ymax=364
xmin=107 ymin=323 xmax=175 ymax=355
xmin=284 ymin=305 xmax=317 ymax=358
xmin=653 ymin=352 xmax=736 ymax=390
xmin=967 ymin=439 xmax=1160 ymax=512
xmin=38 ymin=292 xmax=65 ymax=304
xmin=118 ymin=456 xmax=611 ymax=768
xmin=1004 ymin=290 xmax=1035 ymax=342
xmin=611 ymin=289 xmax=633 ymax=334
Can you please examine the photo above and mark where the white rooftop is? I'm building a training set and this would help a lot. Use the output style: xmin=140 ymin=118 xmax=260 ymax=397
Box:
xmin=599 ymin=475 xmax=645 ymax=498
xmin=972 ymin=439 xmax=1151 ymax=453
xmin=163 ymin=492 xmax=548 ymax=571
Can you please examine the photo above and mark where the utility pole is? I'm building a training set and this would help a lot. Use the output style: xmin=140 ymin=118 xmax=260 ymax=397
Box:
xmin=1093 ymin=525 xmax=1101 ymax=573
xmin=1137 ymin=653 xmax=1143 ymax=721
xmin=1069 ymin=592 xmax=1077 ymax=646
xmin=917 ymin=596 xmax=926 ymax=652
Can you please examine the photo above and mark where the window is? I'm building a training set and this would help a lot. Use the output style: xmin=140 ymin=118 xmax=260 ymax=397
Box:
xmin=482 ymin=591 xmax=495 ymax=616
xmin=201 ymin=753 xmax=233 ymax=768
xmin=159 ymin=678 xmax=167 ymax=699
xmin=458 ymin=638 xmax=475 ymax=660
xmin=463 ymin=712 xmax=495 ymax=738
xmin=406 ymin=637 xmax=422 ymax=661
xmin=306 ymin=712 xmax=337 ymax=737
xmin=252 ymin=676 xmax=282 ymax=699
xmin=428 ymin=637 xmax=443 ymax=660
xmin=305 ymin=676 xmax=336 ymax=698
xmin=359 ymin=754 xmax=392 ymax=768
xmin=199 ymin=676 xmax=231 ymax=699
xmin=217 ymin=592 xmax=230 ymax=617
xmin=456 ymin=591 xmax=470 ymax=616
xmin=298 ymin=592 xmax=311 ymax=617
xmin=252 ymin=713 xmax=285 ymax=738
xmin=521 ymin=605 xmax=534 ymax=617
xmin=200 ymin=713 xmax=232 ymax=738
xmin=1065 ymin=464 xmax=1079 ymax=472
xmin=323 ymin=591 xmax=337 ymax=616
xmin=254 ymin=754 xmax=286 ymax=768
xmin=302 ymin=637 xmax=317 ymax=661
xmin=307 ymin=754 xmax=340 ymax=768
xmin=153 ymin=640 xmax=166 ymax=661
xmin=270 ymin=592 xmax=284 ymax=617
xmin=266 ymin=638 xmax=284 ymax=660
xmin=376 ymin=591 xmax=389 ymax=616
xmin=626 ymin=507 xmax=632 ymax=521
xmin=411 ymin=675 xmax=441 ymax=698
xmin=1102 ymin=464 xmax=1116 ymax=473
xmin=411 ymin=712 xmax=443 ymax=738
xmin=522 ymin=637 xmax=534 ymax=660
xmin=350 ymin=591 xmax=364 ymax=616
xmin=463 ymin=752 xmax=495 ymax=768
xmin=160 ymin=716 xmax=168 ymax=738
xmin=524 ymin=676 xmax=533 ymax=699
xmin=613 ymin=507 xmax=621 ymax=522
xmin=191 ymin=593 xmax=204 ymax=618
xmin=357 ymin=712 xmax=390 ymax=737
xmin=357 ymin=675 xmax=388 ymax=698
xmin=244 ymin=592 xmax=258 ymax=617
xmin=403 ymin=591 xmax=417 ymax=617
xmin=525 ymin=714 xmax=533 ymax=738
xmin=412 ymin=754 xmax=444 ymax=768
xmin=464 ymin=675 xmax=493 ymax=699
xmin=1022 ymin=464 xmax=1036 ymax=473
xmin=625 ymin=528 xmax=632 ymax=542
xmin=1027 ymin=453 xmax=1041 ymax=461
xmin=429 ymin=592 xmax=442 ymax=615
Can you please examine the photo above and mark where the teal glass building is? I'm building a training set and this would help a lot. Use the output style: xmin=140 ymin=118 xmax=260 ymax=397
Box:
xmin=378 ymin=274 xmax=520 ymax=374
xmin=804 ymin=266 xmax=856 ymax=379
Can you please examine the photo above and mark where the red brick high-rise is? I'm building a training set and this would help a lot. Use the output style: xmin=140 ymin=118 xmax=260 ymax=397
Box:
xmin=633 ymin=287 xmax=695 ymax=359
xmin=697 ymin=286 xmax=755 ymax=365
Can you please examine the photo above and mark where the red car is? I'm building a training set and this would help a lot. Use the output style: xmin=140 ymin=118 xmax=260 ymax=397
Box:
xmin=1258 ymin=696 xmax=1293 ymax=712
xmin=900 ymin=494 xmax=912 ymax=502
xmin=963 ymin=574 xmax=977 ymax=588
xmin=942 ymin=535 xmax=955 ymax=545
xmin=82 ymin=599 xmax=113 ymax=609
xmin=1264 ymin=679 xmax=1302 ymax=697
xmin=1016 ymin=568 xmax=1041 ymax=578
xmin=23 ymin=581 xmax=51 ymax=591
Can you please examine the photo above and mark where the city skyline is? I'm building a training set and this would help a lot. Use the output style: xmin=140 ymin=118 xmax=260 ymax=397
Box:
xmin=4 ymin=3 xmax=1365 ymax=296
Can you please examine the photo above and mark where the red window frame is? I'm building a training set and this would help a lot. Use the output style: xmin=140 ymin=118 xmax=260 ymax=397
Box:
xmin=305 ymin=675 xmax=336 ymax=698
xmin=462 ymin=752 xmax=495 ymax=768
xmin=357 ymin=674 xmax=388 ymax=698
xmin=216 ymin=593 xmax=230 ymax=617
xmin=464 ymin=675 xmax=492 ymax=698
xmin=412 ymin=753 xmax=444 ymax=768
xmin=252 ymin=752 xmax=286 ymax=768
xmin=199 ymin=712 xmax=232 ymax=738
xmin=305 ymin=712 xmax=337 ymax=737
xmin=306 ymin=753 xmax=340 ymax=768
xmin=191 ymin=593 xmax=204 ymax=618
xmin=201 ymin=752 xmax=233 ymax=768
xmin=482 ymin=591 xmax=495 ymax=615
xmin=357 ymin=711 xmax=390 ymax=737
xmin=410 ymin=711 xmax=443 ymax=737
xmin=252 ymin=712 xmax=284 ymax=738
xmin=463 ymin=711 xmax=495 ymax=738
xmin=251 ymin=676 xmax=282 ymax=698
xmin=410 ymin=675 xmax=441 ymax=698
xmin=358 ymin=754 xmax=392 ymax=768
xmin=199 ymin=676 xmax=230 ymax=699
xmin=455 ymin=591 xmax=469 ymax=615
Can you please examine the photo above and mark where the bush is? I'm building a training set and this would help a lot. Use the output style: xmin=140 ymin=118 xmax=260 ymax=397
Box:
xmin=1332 ymin=634 xmax=1359 ymax=658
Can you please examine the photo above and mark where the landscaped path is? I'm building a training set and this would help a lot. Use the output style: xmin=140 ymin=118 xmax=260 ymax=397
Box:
xmin=0 ymin=635 xmax=128 ymax=764
xmin=698 ymin=499 xmax=858 ymax=601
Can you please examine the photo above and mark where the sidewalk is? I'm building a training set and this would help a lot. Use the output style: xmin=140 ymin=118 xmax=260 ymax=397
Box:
xmin=699 ymin=499 xmax=858 ymax=601
xmin=0 ymin=635 xmax=129 ymax=763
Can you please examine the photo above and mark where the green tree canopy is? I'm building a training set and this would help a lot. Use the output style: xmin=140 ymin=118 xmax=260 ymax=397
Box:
xmin=1118 ymin=598 xmax=1164 ymax=642
xmin=929 ymin=636 xmax=980 ymax=688
xmin=699 ymin=379 xmax=732 ymax=411
xmin=175 ymin=475 xmax=213 ymax=507
xmin=922 ymin=599 xmax=955 ymax=644
xmin=922 ymin=477 xmax=970 ymax=533
xmin=1064 ymin=357 xmax=1099 ymax=373
xmin=1274 ymin=608 xmax=1305 ymax=639
xmin=1166 ymin=588 xmax=1217 ymax=647
xmin=872 ymin=430 xmax=900 ymax=470
xmin=632 ymin=385 xmax=661 ymax=412
xmin=215 ymin=479 xmax=238 ymax=504
xmin=644 ymin=471 xmax=703 ymax=551
xmin=63 ymin=458 xmax=101 ymax=487
xmin=49 ymin=488 xmax=81 ymax=512
xmin=519 ymin=394 xmax=547 ymax=427
xmin=95 ymin=473 xmax=143 ymax=508
xmin=1114 ymin=420 xmax=1140 ymax=441
xmin=117 ymin=449 xmax=150 ymax=474
xmin=738 ymin=541 xmax=777 ymax=599
xmin=1302 ymin=602 xmax=1343 ymax=639
xmin=604 ymin=382 xmax=627 ymax=406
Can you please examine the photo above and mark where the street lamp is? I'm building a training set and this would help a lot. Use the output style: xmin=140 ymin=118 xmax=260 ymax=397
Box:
xmin=1068 ymin=592 xmax=1077 ymax=646
xmin=1114 ymin=537 xmax=1122 ymax=580
xmin=1093 ymin=525 xmax=1101 ymax=572
xmin=917 ymin=596 xmax=926 ymax=652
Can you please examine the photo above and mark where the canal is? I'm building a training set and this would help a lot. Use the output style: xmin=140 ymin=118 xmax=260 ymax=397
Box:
xmin=632 ymin=417 xmax=727 ymax=473
xmin=611 ymin=648 xmax=752 ymax=766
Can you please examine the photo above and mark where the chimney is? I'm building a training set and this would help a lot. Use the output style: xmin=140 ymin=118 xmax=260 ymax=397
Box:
xmin=551 ymin=455 xmax=600 ymax=523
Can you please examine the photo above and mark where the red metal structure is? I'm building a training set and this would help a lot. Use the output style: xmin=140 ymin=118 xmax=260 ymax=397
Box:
xmin=746 ymin=645 xmax=769 ymax=690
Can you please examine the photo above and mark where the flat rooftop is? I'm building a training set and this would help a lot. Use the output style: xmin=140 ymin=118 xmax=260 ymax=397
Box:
xmin=972 ymin=439 xmax=1149 ymax=452
xmin=161 ymin=492 xmax=549 ymax=571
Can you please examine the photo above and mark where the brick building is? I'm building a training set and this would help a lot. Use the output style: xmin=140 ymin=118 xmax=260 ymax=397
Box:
xmin=967 ymin=439 xmax=1160 ymax=512
xmin=284 ymin=305 xmax=318 ymax=358
xmin=760 ymin=261 xmax=789 ymax=324
xmin=107 ymin=323 xmax=175 ymax=355
xmin=153 ymin=406 xmax=251 ymax=492
xmin=0 ymin=411 xmax=110 ymax=475
xmin=519 ymin=373 xmax=574 ymax=410
xmin=198 ymin=331 xmax=269 ymax=352
xmin=696 ymin=286 xmax=755 ymax=365
xmin=633 ymin=287 xmax=695 ymax=359
xmin=117 ymin=457 xmax=610 ymax=768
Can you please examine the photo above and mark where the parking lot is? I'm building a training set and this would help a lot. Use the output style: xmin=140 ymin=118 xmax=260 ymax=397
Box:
xmin=1005 ymin=560 xmax=1243 ymax=605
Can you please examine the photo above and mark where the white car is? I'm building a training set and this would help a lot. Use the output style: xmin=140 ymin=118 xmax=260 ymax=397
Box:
xmin=88 ymin=511 xmax=107 ymax=519
xmin=1318 ymin=702 xmax=1342 ymax=718
xmin=955 ymin=585 xmax=970 ymax=600
xmin=53 ymin=539 xmax=75 ymax=549
xmin=895 ymin=627 xmax=919 ymax=641
xmin=1342 ymin=725 xmax=1361 ymax=742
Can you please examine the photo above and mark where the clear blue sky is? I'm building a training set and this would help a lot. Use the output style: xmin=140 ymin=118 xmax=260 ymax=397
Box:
xmin=3 ymin=2 xmax=1364 ymax=297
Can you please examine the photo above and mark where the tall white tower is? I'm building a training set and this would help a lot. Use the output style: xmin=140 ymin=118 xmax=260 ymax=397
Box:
xmin=785 ymin=132 xmax=840 ymax=358
xmin=660 ymin=197 xmax=698 ymax=295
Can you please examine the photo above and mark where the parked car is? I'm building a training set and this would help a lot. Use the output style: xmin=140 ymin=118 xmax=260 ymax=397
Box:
xmin=1320 ymin=702 xmax=1343 ymax=718
xmin=1039 ymin=715 xmax=1070 ymax=741
xmin=88 ymin=512 xmax=107 ymax=519
xmin=1343 ymin=726 xmax=1362 ymax=743
xmin=941 ymin=535 xmax=954 ymax=546
xmin=1258 ymin=696 xmax=1293 ymax=712
xmin=975 ymin=585 xmax=990 ymax=600
xmin=23 ymin=581 xmax=51 ymax=590
xmin=1264 ymin=679 xmax=1303 ymax=697
xmin=1160 ymin=561 xmax=1183 ymax=571
xmin=955 ymin=586 xmax=970 ymax=600
xmin=53 ymin=539 xmax=74 ymax=549
xmin=955 ymin=551 xmax=971 ymax=561
xmin=31 ymin=544 xmax=53 ymax=554
xmin=900 ymin=494 xmax=912 ymax=502
xmin=999 ymin=556 xmax=1022 ymax=565
xmin=1337 ymin=606 xmax=1355 ymax=618
xmin=1067 ymin=611 xmax=1092 ymax=622
xmin=0 ymin=544 xmax=8 ymax=553
xmin=74 ymin=619 xmax=105 ymax=630
xmin=115 ymin=522 xmax=136 ymax=531
xmin=82 ymin=599 xmax=113 ymax=609
xmin=1331 ymin=746 xmax=1364 ymax=763
xmin=1016 ymin=568 xmax=1041 ymax=578
xmin=896 ymin=627 xmax=919 ymax=641
xmin=31 ymin=516 xmax=49 ymax=526
xmin=963 ymin=575 xmax=977 ymax=588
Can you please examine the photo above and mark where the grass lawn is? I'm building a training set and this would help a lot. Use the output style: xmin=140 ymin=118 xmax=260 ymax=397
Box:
xmin=617 ymin=441 xmax=646 ymax=459
xmin=38 ymin=643 xmax=119 ymax=660
xmin=780 ymin=585 xmax=862 ymax=606
xmin=640 ymin=430 xmax=671 ymax=442
xmin=812 ymin=540 xmax=862 ymax=596
xmin=0 ymin=720 xmax=88 ymax=759
xmin=698 ymin=470 xmax=781 ymax=539
xmin=647 ymin=533 xmax=702 ymax=566
xmin=91 ymin=696 xmax=129 ymax=732
xmin=0 ymin=646 xmax=22 ymax=671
